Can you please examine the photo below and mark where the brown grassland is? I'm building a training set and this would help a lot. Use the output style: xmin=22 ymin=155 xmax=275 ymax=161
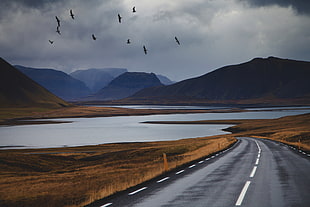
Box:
xmin=0 ymin=106 xmax=309 ymax=207
xmin=0 ymin=135 xmax=235 ymax=207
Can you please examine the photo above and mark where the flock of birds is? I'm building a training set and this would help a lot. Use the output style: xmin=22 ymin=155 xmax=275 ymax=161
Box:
xmin=49 ymin=7 xmax=181 ymax=55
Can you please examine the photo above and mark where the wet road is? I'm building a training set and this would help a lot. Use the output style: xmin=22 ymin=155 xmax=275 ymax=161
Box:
xmin=86 ymin=137 xmax=310 ymax=207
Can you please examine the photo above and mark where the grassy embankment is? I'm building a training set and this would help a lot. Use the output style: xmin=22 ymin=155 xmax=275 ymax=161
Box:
xmin=146 ymin=112 xmax=310 ymax=151
xmin=0 ymin=135 xmax=235 ymax=207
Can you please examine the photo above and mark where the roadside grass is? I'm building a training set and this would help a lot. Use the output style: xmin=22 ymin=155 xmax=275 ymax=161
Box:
xmin=0 ymin=136 xmax=235 ymax=207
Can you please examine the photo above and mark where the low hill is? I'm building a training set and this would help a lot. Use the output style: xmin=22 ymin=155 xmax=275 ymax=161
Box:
xmin=16 ymin=65 xmax=91 ymax=101
xmin=70 ymin=68 xmax=127 ymax=93
xmin=126 ymin=57 xmax=310 ymax=105
xmin=84 ymin=72 xmax=163 ymax=101
xmin=0 ymin=58 xmax=69 ymax=108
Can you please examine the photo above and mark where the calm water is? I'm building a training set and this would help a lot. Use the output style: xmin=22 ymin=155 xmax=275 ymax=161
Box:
xmin=0 ymin=107 xmax=309 ymax=149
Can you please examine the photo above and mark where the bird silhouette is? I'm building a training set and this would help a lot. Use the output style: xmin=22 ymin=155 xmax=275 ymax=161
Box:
xmin=55 ymin=16 xmax=60 ymax=27
xmin=49 ymin=40 xmax=54 ymax=44
xmin=56 ymin=26 xmax=61 ymax=35
xmin=143 ymin=45 xmax=147 ymax=54
xmin=118 ymin=14 xmax=122 ymax=23
xmin=70 ymin=9 xmax=74 ymax=19
xmin=132 ymin=6 xmax=136 ymax=13
xmin=175 ymin=36 xmax=180 ymax=45
xmin=127 ymin=39 xmax=131 ymax=44
xmin=92 ymin=34 xmax=96 ymax=40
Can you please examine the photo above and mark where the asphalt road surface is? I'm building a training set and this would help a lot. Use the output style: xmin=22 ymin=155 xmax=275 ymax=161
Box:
xmin=86 ymin=137 xmax=310 ymax=207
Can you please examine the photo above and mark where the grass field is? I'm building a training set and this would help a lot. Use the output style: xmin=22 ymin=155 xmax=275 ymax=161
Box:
xmin=0 ymin=135 xmax=235 ymax=207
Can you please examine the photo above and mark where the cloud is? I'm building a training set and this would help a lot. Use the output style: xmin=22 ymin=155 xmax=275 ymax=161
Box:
xmin=239 ymin=0 xmax=310 ymax=15
xmin=0 ymin=0 xmax=309 ymax=81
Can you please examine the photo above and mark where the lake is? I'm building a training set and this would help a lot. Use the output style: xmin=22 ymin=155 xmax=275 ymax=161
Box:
xmin=0 ymin=106 xmax=309 ymax=149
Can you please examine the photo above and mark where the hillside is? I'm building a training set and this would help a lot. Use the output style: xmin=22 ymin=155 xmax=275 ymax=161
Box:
xmin=127 ymin=57 xmax=310 ymax=105
xmin=0 ymin=58 xmax=69 ymax=108
xmin=70 ymin=68 xmax=127 ymax=93
xmin=16 ymin=65 xmax=91 ymax=101
xmin=84 ymin=72 xmax=163 ymax=101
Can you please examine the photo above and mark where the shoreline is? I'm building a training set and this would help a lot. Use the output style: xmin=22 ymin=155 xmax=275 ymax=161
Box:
xmin=0 ymin=110 xmax=309 ymax=206
xmin=1 ymin=105 xmax=309 ymax=126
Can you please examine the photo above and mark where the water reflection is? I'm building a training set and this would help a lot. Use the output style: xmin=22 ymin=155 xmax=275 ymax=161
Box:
xmin=0 ymin=106 xmax=309 ymax=149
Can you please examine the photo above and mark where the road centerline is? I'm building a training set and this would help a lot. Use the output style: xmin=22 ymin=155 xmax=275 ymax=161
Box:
xmin=250 ymin=166 xmax=257 ymax=178
xmin=235 ymin=181 xmax=251 ymax=206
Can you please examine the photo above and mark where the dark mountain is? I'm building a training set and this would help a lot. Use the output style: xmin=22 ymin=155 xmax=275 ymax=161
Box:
xmin=70 ymin=68 xmax=128 ymax=93
xmin=15 ymin=65 xmax=91 ymax=101
xmin=128 ymin=57 xmax=310 ymax=105
xmin=0 ymin=58 xmax=68 ymax=108
xmin=85 ymin=72 xmax=163 ymax=101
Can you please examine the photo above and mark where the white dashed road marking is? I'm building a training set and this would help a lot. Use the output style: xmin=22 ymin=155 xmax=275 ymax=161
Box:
xmin=157 ymin=177 xmax=170 ymax=183
xmin=235 ymin=181 xmax=251 ymax=206
xmin=128 ymin=187 xmax=147 ymax=195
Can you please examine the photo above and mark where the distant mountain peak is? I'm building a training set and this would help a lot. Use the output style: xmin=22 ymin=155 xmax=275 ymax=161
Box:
xmin=125 ymin=57 xmax=310 ymax=105
xmin=82 ymin=72 xmax=163 ymax=101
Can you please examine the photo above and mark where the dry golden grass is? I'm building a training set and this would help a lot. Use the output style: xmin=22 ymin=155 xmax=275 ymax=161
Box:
xmin=0 ymin=136 xmax=235 ymax=207
xmin=149 ymin=113 xmax=310 ymax=151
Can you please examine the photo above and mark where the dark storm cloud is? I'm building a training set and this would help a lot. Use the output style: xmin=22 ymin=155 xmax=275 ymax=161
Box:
xmin=0 ymin=0 xmax=309 ymax=81
xmin=240 ymin=0 xmax=310 ymax=15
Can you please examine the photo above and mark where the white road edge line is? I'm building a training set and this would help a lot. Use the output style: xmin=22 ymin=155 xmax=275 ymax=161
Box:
xmin=235 ymin=181 xmax=251 ymax=206
xmin=250 ymin=166 xmax=257 ymax=178
xmin=100 ymin=203 xmax=112 ymax=207
xmin=176 ymin=170 xmax=185 ymax=175
xmin=189 ymin=164 xmax=196 ymax=168
xmin=198 ymin=160 xmax=204 ymax=164
xmin=128 ymin=187 xmax=147 ymax=195
xmin=157 ymin=177 xmax=170 ymax=183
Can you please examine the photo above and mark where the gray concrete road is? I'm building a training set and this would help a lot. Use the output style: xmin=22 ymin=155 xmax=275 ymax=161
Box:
xmin=86 ymin=137 xmax=310 ymax=207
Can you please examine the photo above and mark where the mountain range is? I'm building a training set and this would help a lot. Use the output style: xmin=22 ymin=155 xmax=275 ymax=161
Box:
xmin=122 ymin=57 xmax=310 ymax=105
xmin=2 ymin=56 xmax=309 ymax=107
xmin=70 ymin=68 xmax=128 ymax=93
xmin=83 ymin=72 xmax=164 ymax=101
xmin=16 ymin=65 xmax=91 ymax=101
xmin=15 ymin=66 xmax=174 ymax=101
xmin=0 ymin=58 xmax=68 ymax=108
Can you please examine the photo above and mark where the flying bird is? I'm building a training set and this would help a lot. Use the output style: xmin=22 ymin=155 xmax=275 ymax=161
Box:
xmin=92 ymin=34 xmax=96 ymax=40
xmin=55 ymin=16 xmax=60 ymax=27
xmin=132 ymin=6 xmax=136 ymax=13
xmin=70 ymin=9 xmax=74 ymax=19
xmin=49 ymin=40 xmax=54 ymax=44
xmin=56 ymin=26 xmax=61 ymax=35
xmin=143 ymin=45 xmax=147 ymax=54
xmin=127 ymin=39 xmax=131 ymax=44
xmin=118 ymin=13 xmax=122 ymax=23
xmin=175 ymin=36 xmax=180 ymax=45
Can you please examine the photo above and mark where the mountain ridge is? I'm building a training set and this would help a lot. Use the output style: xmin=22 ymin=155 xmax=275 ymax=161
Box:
xmin=15 ymin=65 xmax=91 ymax=101
xmin=0 ymin=58 xmax=69 ymax=108
xmin=83 ymin=72 xmax=163 ymax=101
xmin=118 ymin=57 xmax=310 ymax=105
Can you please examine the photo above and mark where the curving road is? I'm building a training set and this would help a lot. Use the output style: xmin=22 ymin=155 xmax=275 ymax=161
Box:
xmin=86 ymin=137 xmax=310 ymax=207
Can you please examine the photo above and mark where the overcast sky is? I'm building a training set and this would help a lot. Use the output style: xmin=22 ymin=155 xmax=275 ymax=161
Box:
xmin=0 ymin=0 xmax=309 ymax=81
